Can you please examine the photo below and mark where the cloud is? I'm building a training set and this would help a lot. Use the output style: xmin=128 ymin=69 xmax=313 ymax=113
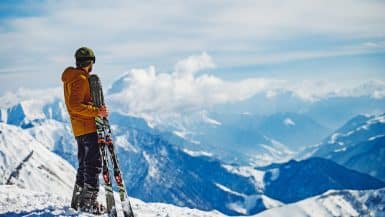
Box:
xmin=1 ymin=1 xmax=385 ymax=75
xmin=107 ymin=53 xmax=385 ymax=118
xmin=174 ymin=52 xmax=215 ymax=77
xmin=0 ymin=0 xmax=384 ymax=96
xmin=0 ymin=87 xmax=62 ymax=108
xmin=0 ymin=53 xmax=384 ymax=129
xmin=107 ymin=53 xmax=281 ymax=115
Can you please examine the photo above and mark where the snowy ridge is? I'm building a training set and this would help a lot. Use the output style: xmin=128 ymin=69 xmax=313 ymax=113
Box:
xmin=183 ymin=149 xmax=213 ymax=157
xmin=221 ymin=165 xmax=265 ymax=191
xmin=255 ymin=188 xmax=385 ymax=217
xmin=304 ymin=113 xmax=385 ymax=181
xmin=1 ymin=96 xmax=68 ymax=127
xmin=0 ymin=123 xmax=75 ymax=198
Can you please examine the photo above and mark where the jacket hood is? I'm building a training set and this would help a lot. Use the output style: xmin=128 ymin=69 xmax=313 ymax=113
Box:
xmin=61 ymin=67 xmax=88 ymax=82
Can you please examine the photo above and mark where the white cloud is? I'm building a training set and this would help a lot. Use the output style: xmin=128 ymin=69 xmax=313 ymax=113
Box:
xmin=0 ymin=53 xmax=384 ymax=128
xmin=174 ymin=52 xmax=215 ymax=77
xmin=107 ymin=53 xmax=280 ymax=115
xmin=107 ymin=53 xmax=385 ymax=118
xmin=0 ymin=0 xmax=384 ymax=108
xmin=0 ymin=0 xmax=384 ymax=89
xmin=0 ymin=87 xmax=62 ymax=108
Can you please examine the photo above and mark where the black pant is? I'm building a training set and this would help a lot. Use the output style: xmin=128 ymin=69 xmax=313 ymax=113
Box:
xmin=75 ymin=132 xmax=102 ymax=188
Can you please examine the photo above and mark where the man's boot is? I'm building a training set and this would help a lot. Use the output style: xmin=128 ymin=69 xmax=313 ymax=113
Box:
xmin=70 ymin=184 xmax=83 ymax=210
xmin=79 ymin=183 xmax=105 ymax=214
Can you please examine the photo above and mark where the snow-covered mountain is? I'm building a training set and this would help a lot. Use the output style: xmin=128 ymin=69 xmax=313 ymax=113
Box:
xmin=302 ymin=113 xmax=385 ymax=182
xmin=0 ymin=98 xmax=78 ymax=167
xmin=108 ymin=113 xmax=381 ymax=215
xmin=1 ymin=86 xmax=385 ymax=216
xmin=258 ymin=157 xmax=384 ymax=203
xmin=110 ymin=122 xmax=275 ymax=215
xmin=257 ymin=112 xmax=330 ymax=150
xmin=209 ymin=89 xmax=385 ymax=129
xmin=1 ymin=97 xmax=68 ymax=128
xmin=136 ymin=110 xmax=295 ymax=167
xmin=255 ymin=187 xmax=385 ymax=217
xmin=1 ymin=98 xmax=278 ymax=215
xmin=0 ymin=123 xmax=75 ymax=198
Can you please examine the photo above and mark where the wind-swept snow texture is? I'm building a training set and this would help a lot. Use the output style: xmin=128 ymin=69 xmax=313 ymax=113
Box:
xmin=0 ymin=185 xmax=226 ymax=217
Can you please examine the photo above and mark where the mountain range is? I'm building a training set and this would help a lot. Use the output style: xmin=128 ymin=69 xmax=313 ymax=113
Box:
xmin=302 ymin=113 xmax=385 ymax=182
xmin=1 ymin=83 xmax=385 ymax=216
xmin=1 ymin=96 xmax=385 ymax=215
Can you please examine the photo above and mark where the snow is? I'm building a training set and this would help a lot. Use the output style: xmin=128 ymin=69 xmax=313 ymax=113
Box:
xmin=0 ymin=184 xmax=285 ymax=217
xmin=258 ymin=195 xmax=283 ymax=210
xmin=333 ymin=147 xmax=347 ymax=152
xmin=0 ymin=123 xmax=75 ymax=198
xmin=328 ymin=133 xmax=340 ymax=144
xmin=368 ymin=134 xmax=385 ymax=141
xmin=214 ymin=178 xmax=283 ymax=215
xmin=248 ymin=141 xmax=293 ymax=167
xmin=283 ymin=118 xmax=295 ymax=126
xmin=254 ymin=188 xmax=385 ymax=217
xmin=143 ymin=152 xmax=160 ymax=181
xmin=215 ymin=183 xmax=244 ymax=197
xmin=221 ymin=165 xmax=265 ymax=191
xmin=174 ymin=130 xmax=188 ymax=139
xmin=26 ymin=119 xmax=75 ymax=151
xmin=204 ymin=117 xmax=221 ymax=126
xmin=0 ymin=185 xmax=72 ymax=215
xmin=115 ymin=134 xmax=139 ymax=153
xmin=201 ymin=110 xmax=221 ymax=126
xmin=268 ymin=168 xmax=280 ymax=181
xmin=372 ymin=114 xmax=385 ymax=123
xmin=183 ymin=149 xmax=213 ymax=157
xmin=0 ymin=185 xmax=226 ymax=217
xmin=227 ymin=202 xmax=247 ymax=215
xmin=0 ymin=108 xmax=7 ymax=122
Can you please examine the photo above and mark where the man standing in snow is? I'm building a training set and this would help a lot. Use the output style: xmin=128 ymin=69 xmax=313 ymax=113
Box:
xmin=61 ymin=47 xmax=108 ymax=213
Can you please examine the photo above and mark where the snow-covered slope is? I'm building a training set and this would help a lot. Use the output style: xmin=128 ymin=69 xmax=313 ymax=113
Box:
xmin=137 ymin=110 xmax=295 ymax=167
xmin=112 ymin=124 xmax=274 ymax=216
xmin=0 ymin=123 xmax=75 ymax=198
xmin=1 ymin=90 xmax=384 ymax=216
xmin=255 ymin=187 xmax=385 ymax=217
xmin=2 ymin=185 xmax=385 ymax=217
xmin=26 ymin=119 xmax=78 ymax=166
xmin=302 ymin=113 xmax=385 ymax=181
xmin=110 ymin=118 xmax=384 ymax=216
xmin=0 ymin=185 xmax=226 ymax=217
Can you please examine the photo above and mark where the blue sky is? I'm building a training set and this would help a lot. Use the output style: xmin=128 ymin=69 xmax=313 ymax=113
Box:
xmin=0 ymin=0 xmax=384 ymax=96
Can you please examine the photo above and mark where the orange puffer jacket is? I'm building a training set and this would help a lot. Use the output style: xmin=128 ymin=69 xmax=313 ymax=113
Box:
xmin=61 ymin=67 xmax=99 ymax=136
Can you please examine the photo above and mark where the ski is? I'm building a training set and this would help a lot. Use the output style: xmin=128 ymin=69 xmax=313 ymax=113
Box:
xmin=89 ymin=74 xmax=135 ymax=217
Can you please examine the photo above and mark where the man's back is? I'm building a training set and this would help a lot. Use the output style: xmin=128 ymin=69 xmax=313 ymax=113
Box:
xmin=61 ymin=66 xmax=98 ymax=137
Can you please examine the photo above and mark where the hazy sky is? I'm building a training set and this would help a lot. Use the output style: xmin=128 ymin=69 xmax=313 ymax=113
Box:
xmin=0 ymin=0 xmax=384 ymax=95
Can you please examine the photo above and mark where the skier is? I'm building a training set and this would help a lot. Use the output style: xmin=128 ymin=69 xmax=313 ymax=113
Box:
xmin=61 ymin=47 xmax=108 ymax=214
